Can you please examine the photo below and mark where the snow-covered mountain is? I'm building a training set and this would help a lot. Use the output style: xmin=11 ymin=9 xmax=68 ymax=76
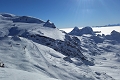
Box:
xmin=69 ymin=26 xmax=95 ymax=36
xmin=0 ymin=13 xmax=120 ymax=80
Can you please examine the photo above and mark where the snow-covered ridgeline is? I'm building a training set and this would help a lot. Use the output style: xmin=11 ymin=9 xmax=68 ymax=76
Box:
xmin=60 ymin=26 xmax=120 ymax=35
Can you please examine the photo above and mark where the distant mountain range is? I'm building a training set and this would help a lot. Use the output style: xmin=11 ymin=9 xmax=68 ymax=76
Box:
xmin=93 ymin=24 xmax=120 ymax=27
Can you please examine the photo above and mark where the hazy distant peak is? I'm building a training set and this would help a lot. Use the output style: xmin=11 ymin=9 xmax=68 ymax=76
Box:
xmin=73 ymin=26 xmax=80 ymax=31
xmin=111 ymin=30 xmax=120 ymax=35
xmin=81 ymin=26 xmax=94 ymax=33
xmin=69 ymin=26 xmax=95 ymax=36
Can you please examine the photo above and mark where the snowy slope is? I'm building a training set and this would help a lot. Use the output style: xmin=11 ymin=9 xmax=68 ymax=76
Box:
xmin=0 ymin=68 xmax=58 ymax=80
xmin=0 ymin=13 xmax=120 ymax=80
xmin=0 ymin=34 xmax=99 ymax=80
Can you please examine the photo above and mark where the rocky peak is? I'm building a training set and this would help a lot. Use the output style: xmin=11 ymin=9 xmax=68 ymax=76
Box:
xmin=43 ymin=20 xmax=56 ymax=28
xmin=69 ymin=26 xmax=95 ymax=36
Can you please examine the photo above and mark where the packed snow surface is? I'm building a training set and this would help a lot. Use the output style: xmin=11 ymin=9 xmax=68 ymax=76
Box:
xmin=0 ymin=68 xmax=58 ymax=80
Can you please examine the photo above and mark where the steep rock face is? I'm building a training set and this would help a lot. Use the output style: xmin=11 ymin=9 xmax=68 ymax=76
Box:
xmin=69 ymin=26 xmax=95 ymax=36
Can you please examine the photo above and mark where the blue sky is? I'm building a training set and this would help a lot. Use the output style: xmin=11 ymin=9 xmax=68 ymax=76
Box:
xmin=0 ymin=0 xmax=120 ymax=28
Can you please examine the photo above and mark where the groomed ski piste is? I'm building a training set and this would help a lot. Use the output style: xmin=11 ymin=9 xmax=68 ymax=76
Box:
xmin=0 ymin=13 xmax=120 ymax=80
